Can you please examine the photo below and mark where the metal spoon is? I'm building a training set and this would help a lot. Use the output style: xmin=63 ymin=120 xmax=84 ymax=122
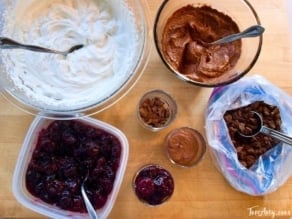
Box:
xmin=238 ymin=111 xmax=292 ymax=146
xmin=202 ymin=25 xmax=265 ymax=46
xmin=81 ymin=171 xmax=99 ymax=219
xmin=0 ymin=37 xmax=83 ymax=56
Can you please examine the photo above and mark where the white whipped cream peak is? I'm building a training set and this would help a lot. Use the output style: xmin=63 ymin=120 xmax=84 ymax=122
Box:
xmin=1 ymin=0 xmax=139 ymax=111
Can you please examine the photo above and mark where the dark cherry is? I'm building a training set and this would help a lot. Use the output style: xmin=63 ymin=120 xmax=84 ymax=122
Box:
xmin=135 ymin=177 xmax=155 ymax=198
xmin=133 ymin=165 xmax=174 ymax=206
xmin=25 ymin=120 xmax=122 ymax=213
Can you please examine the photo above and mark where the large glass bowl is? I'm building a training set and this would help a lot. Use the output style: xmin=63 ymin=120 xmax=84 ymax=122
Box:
xmin=0 ymin=0 xmax=150 ymax=119
xmin=154 ymin=0 xmax=262 ymax=87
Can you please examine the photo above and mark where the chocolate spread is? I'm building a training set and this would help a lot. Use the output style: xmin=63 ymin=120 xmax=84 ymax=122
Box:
xmin=161 ymin=5 xmax=241 ymax=82
xmin=165 ymin=127 xmax=206 ymax=166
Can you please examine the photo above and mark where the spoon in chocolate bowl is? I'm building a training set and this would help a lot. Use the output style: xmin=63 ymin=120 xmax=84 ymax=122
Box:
xmin=238 ymin=111 xmax=292 ymax=146
xmin=201 ymin=25 xmax=265 ymax=46
xmin=0 ymin=37 xmax=83 ymax=56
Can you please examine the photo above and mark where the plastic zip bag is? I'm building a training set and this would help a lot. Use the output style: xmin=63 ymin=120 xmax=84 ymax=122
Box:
xmin=205 ymin=75 xmax=292 ymax=195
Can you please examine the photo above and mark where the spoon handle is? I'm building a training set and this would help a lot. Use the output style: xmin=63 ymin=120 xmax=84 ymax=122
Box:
xmin=0 ymin=37 xmax=65 ymax=55
xmin=210 ymin=25 xmax=265 ymax=45
xmin=81 ymin=186 xmax=99 ymax=219
xmin=261 ymin=126 xmax=292 ymax=146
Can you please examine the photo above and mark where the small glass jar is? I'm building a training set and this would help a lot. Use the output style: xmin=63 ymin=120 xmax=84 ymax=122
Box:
xmin=165 ymin=127 xmax=206 ymax=167
xmin=137 ymin=89 xmax=177 ymax=131
xmin=132 ymin=164 xmax=174 ymax=206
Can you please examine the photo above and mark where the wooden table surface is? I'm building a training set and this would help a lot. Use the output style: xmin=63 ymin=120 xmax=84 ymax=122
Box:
xmin=1 ymin=1 xmax=292 ymax=218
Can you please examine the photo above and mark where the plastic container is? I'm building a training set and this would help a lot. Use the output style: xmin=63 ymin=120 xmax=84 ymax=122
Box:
xmin=12 ymin=116 xmax=129 ymax=219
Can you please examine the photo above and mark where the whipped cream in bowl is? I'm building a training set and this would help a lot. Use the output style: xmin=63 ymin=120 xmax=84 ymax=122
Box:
xmin=0 ymin=0 xmax=150 ymax=118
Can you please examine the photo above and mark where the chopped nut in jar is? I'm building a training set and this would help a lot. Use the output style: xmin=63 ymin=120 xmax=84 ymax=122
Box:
xmin=139 ymin=97 xmax=170 ymax=127
xmin=137 ymin=90 xmax=177 ymax=131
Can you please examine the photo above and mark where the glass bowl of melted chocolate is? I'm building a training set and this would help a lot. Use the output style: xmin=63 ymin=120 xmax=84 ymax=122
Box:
xmin=154 ymin=0 xmax=262 ymax=87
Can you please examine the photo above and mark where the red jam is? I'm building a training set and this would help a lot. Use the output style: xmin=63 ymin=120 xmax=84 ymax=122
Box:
xmin=25 ymin=120 xmax=121 ymax=212
xmin=133 ymin=165 xmax=174 ymax=205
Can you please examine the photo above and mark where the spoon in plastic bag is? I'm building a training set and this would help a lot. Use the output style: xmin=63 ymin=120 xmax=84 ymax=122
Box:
xmin=238 ymin=111 xmax=292 ymax=145
xmin=81 ymin=171 xmax=99 ymax=219
xmin=0 ymin=37 xmax=83 ymax=56
xmin=201 ymin=25 xmax=265 ymax=46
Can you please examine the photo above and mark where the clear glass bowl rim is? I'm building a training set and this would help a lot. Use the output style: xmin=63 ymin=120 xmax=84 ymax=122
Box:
xmin=153 ymin=0 xmax=263 ymax=87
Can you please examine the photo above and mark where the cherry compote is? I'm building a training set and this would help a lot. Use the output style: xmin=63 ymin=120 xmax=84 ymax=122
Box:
xmin=133 ymin=164 xmax=174 ymax=205
xmin=25 ymin=120 xmax=122 ymax=213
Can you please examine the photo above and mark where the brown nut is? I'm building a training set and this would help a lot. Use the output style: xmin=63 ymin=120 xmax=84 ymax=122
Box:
xmin=224 ymin=101 xmax=282 ymax=168
xmin=137 ymin=90 xmax=177 ymax=131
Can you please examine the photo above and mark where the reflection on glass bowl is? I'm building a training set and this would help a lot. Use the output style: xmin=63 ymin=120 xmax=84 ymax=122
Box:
xmin=0 ymin=0 xmax=150 ymax=119
xmin=137 ymin=89 xmax=177 ymax=132
xmin=154 ymin=0 xmax=262 ymax=87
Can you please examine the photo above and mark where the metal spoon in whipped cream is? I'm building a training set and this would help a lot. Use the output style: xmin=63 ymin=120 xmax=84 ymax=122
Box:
xmin=0 ymin=37 xmax=83 ymax=56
